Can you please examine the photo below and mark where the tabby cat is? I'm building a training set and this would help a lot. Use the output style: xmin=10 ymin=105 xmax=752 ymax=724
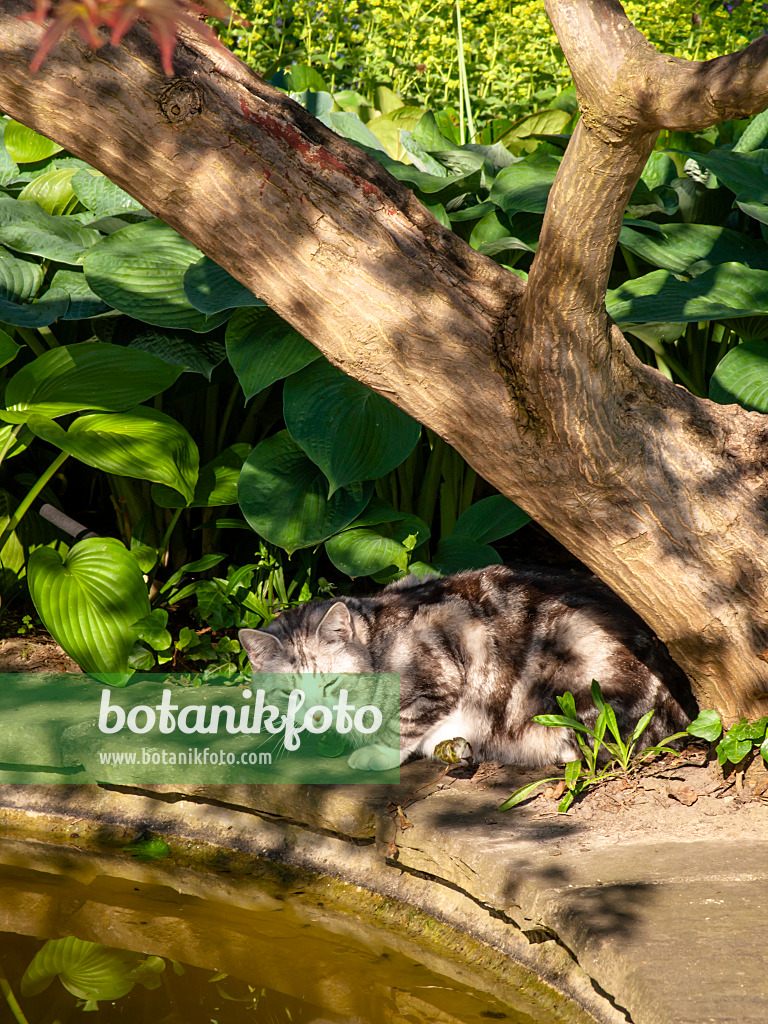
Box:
xmin=239 ymin=565 xmax=696 ymax=772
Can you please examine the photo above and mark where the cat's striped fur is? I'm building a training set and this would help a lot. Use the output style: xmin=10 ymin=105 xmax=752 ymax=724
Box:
xmin=239 ymin=565 xmax=696 ymax=772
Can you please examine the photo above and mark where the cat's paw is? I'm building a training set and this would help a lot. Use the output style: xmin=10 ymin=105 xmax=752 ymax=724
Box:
xmin=348 ymin=744 xmax=401 ymax=771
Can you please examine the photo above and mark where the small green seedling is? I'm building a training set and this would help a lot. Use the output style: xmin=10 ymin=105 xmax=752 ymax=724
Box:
xmin=499 ymin=680 xmax=687 ymax=813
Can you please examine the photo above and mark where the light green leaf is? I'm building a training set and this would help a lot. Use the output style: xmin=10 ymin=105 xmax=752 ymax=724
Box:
xmin=226 ymin=308 xmax=321 ymax=400
xmin=737 ymin=200 xmax=768 ymax=226
xmin=284 ymin=360 xmax=421 ymax=495
xmin=325 ymin=525 xmax=410 ymax=577
xmin=3 ymin=121 xmax=63 ymax=163
xmin=238 ymin=431 xmax=372 ymax=554
xmin=131 ymin=609 xmax=172 ymax=651
xmin=453 ymin=494 xmax=531 ymax=544
xmin=27 ymin=537 xmax=150 ymax=674
xmin=152 ymin=442 xmax=250 ymax=509
xmin=709 ymin=340 xmax=768 ymax=412
xmin=365 ymin=106 xmax=427 ymax=160
xmin=21 ymin=938 xmax=143 ymax=1002
xmin=27 ymin=407 xmax=199 ymax=504
xmin=686 ymin=709 xmax=723 ymax=742
xmin=498 ymin=776 xmax=558 ymax=811
xmin=3 ymin=342 xmax=182 ymax=419
xmin=18 ymin=168 xmax=80 ymax=216
xmin=0 ymin=197 xmax=101 ymax=264
xmin=502 ymin=109 xmax=571 ymax=156
xmin=183 ymin=255 xmax=266 ymax=314
xmin=325 ymin=110 xmax=387 ymax=152
xmin=83 ymin=220 xmax=231 ymax=332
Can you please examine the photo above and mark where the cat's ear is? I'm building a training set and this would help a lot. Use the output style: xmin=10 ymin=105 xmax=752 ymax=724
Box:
xmin=238 ymin=629 xmax=284 ymax=670
xmin=316 ymin=602 xmax=353 ymax=644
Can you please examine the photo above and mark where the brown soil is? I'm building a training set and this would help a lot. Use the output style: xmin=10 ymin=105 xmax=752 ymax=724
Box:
xmin=440 ymin=743 xmax=768 ymax=848
xmin=0 ymin=635 xmax=81 ymax=673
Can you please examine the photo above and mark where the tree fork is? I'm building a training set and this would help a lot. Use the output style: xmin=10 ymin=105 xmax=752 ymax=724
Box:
xmin=3 ymin=1 xmax=768 ymax=716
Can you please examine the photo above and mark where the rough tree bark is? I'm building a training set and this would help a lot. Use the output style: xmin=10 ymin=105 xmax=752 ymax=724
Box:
xmin=1 ymin=0 xmax=768 ymax=719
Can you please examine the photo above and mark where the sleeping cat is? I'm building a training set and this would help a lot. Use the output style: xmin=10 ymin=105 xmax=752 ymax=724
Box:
xmin=239 ymin=565 xmax=696 ymax=772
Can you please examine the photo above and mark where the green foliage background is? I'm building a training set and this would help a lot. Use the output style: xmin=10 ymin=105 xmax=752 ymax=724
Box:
xmin=222 ymin=0 xmax=766 ymax=118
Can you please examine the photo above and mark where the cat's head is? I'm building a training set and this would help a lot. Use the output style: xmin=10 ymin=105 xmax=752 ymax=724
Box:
xmin=239 ymin=600 xmax=373 ymax=674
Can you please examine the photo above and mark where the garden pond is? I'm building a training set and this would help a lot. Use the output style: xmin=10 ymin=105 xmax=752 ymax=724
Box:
xmin=0 ymin=834 xmax=579 ymax=1024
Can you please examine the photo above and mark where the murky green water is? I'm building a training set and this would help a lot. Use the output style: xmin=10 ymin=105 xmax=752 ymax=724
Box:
xmin=0 ymin=839 xmax=570 ymax=1024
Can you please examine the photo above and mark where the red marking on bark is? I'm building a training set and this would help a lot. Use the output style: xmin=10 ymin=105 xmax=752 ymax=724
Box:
xmin=240 ymin=101 xmax=394 ymax=209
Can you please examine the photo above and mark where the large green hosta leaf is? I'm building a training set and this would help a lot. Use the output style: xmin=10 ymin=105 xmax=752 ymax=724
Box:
xmin=431 ymin=536 xmax=502 ymax=575
xmin=238 ymin=431 xmax=372 ymax=553
xmin=283 ymin=360 xmax=421 ymax=495
xmin=126 ymin=326 xmax=226 ymax=379
xmin=0 ymin=197 xmax=100 ymax=264
xmin=683 ymin=148 xmax=768 ymax=203
xmin=710 ymin=340 xmax=768 ymax=412
xmin=325 ymin=526 xmax=410 ymax=577
xmin=226 ymin=308 xmax=321 ymax=400
xmin=21 ymin=938 xmax=161 ymax=1006
xmin=27 ymin=537 xmax=150 ymax=675
xmin=618 ymin=223 xmax=768 ymax=274
xmin=83 ymin=220 xmax=231 ymax=331
xmin=3 ymin=342 xmax=182 ymax=420
xmin=607 ymin=263 xmax=768 ymax=326
xmin=50 ymin=268 xmax=110 ymax=320
xmin=27 ymin=408 xmax=199 ymax=504
xmin=325 ymin=505 xmax=430 ymax=578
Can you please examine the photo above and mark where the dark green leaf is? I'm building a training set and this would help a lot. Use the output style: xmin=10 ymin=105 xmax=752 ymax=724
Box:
xmin=283 ymin=360 xmax=421 ymax=495
xmin=452 ymin=495 xmax=531 ymax=544
xmin=226 ymin=308 xmax=321 ymax=400
xmin=183 ymin=256 xmax=266 ymax=314
xmin=430 ymin=536 xmax=501 ymax=575
xmin=83 ymin=220 xmax=230 ymax=332
xmin=237 ymin=431 xmax=372 ymax=554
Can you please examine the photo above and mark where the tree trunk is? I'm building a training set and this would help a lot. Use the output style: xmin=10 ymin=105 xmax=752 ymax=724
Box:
xmin=1 ymin=0 xmax=768 ymax=719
